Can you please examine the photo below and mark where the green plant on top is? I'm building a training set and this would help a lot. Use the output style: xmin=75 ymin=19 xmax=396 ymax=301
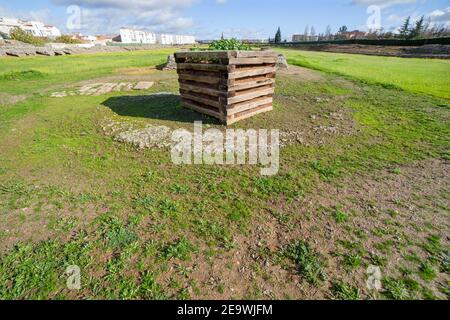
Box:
xmin=10 ymin=27 xmax=47 ymax=46
xmin=208 ymin=38 xmax=251 ymax=51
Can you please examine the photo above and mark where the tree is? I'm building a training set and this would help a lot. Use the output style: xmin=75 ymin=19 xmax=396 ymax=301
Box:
xmin=310 ymin=26 xmax=316 ymax=37
xmin=325 ymin=25 xmax=332 ymax=40
xmin=338 ymin=25 xmax=348 ymax=34
xmin=410 ymin=15 xmax=425 ymax=39
xmin=336 ymin=25 xmax=348 ymax=40
xmin=274 ymin=27 xmax=282 ymax=43
xmin=399 ymin=16 xmax=411 ymax=39
xmin=221 ymin=32 xmax=224 ymax=40
xmin=304 ymin=25 xmax=309 ymax=40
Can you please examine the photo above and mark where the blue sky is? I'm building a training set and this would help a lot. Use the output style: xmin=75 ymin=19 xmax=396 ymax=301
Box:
xmin=0 ymin=0 xmax=449 ymax=39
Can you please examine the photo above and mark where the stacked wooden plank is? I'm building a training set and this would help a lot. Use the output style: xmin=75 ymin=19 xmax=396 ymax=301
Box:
xmin=174 ymin=50 xmax=278 ymax=125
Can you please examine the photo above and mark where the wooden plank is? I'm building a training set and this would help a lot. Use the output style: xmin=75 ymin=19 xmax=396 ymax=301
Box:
xmin=182 ymin=99 xmax=223 ymax=120
xmin=235 ymin=51 xmax=278 ymax=58
xmin=179 ymin=83 xmax=223 ymax=97
xmin=179 ymin=90 xmax=221 ymax=108
xmin=228 ymin=67 xmax=276 ymax=79
xmin=226 ymin=104 xmax=273 ymax=125
xmin=177 ymin=68 xmax=226 ymax=79
xmin=233 ymin=74 xmax=273 ymax=84
xmin=227 ymin=87 xmax=274 ymax=104
xmin=175 ymin=51 xmax=231 ymax=60
xmin=227 ymin=96 xmax=273 ymax=115
xmin=177 ymin=63 xmax=229 ymax=72
xmin=179 ymin=73 xmax=221 ymax=84
xmin=228 ymin=78 xmax=275 ymax=92
xmin=228 ymin=57 xmax=277 ymax=65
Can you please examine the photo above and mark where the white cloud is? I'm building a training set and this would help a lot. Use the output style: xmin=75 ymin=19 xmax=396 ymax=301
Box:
xmin=52 ymin=0 xmax=199 ymax=10
xmin=427 ymin=7 xmax=450 ymax=27
xmin=51 ymin=0 xmax=199 ymax=34
xmin=216 ymin=0 xmax=228 ymax=4
xmin=351 ymin=0 xmax=419 ymax=9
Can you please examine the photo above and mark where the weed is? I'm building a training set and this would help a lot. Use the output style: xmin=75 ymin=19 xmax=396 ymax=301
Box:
xmin=311 ymin=160 xmax=339 ymax=181
xmin=160 ymin=237 xmax=198 ymax=261
xmin=343 ymin=252 xmax=363 ymax=270
xmin=102 ymin=216 xmax=138 ymax=249
xmin=331 ymin=281 xmax=361 ymax=300
xmin=334 ymin=208 xmax=349 ymax=223
xmin=158 ymin=199 xmax=179 ymax=217
xmin=284 ymin=240 xmax=327 ymax=285
xmin=139 ymin=271 xmax=166 ymax=300
xmin=419 ymin=261 xmax=437 ymax=282
xmin=383 ymin=278 xmax=409 ymax=300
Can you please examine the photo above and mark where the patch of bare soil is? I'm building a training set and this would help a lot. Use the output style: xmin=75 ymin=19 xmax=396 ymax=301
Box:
xmin=0 ymin=203 xmax=108 ymax=252
xmin=0 ymin=93 xmax=27 ymax=106
xmin=278 ymin=65 xmax=325 ymax=81
xmin=185 ymin=158 xmax=449 ymax=299
xmin=288 ymin=44 xmax=450 ymax=59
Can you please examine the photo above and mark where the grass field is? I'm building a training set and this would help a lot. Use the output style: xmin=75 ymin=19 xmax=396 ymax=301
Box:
xmin=0 ymin=49 xmax=449 ymax=300
xmin=281 ymin=48 xmax=450 ymax=99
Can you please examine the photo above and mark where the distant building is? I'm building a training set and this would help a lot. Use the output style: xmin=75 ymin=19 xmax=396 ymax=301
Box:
xmin=341 ymin=30 xmax=366 ymax=39
xmin=292 ymin=34 xmax=303 ymax=42
xmin=117 ymin=28 xmax=195 ymax=45
xmin=119 ymin=28 xmax=157 ymax=44
xmin=0 ymin=17 xmax=61 ymax=38
xmin=70 ymin=33 xmax=113 ymax=46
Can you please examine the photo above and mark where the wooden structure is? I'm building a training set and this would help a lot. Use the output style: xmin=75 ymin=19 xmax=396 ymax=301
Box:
xmin=174 ymin=50 xmax=278 ymax=125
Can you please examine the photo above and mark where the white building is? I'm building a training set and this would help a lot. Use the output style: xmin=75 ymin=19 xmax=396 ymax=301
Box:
xmin=158 ymin=34 xmax=174 ymax=45
xmin=0 ymin=17 xmax=61 ymax=38
xmin=118 ymin=28 xmax=196 ymax=45
xmin=119 ymin=28 xmax=157 ymax=44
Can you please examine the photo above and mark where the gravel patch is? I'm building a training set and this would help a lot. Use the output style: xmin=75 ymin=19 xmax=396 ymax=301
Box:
xmin=101 ymin=119 xmax=172 ymax=149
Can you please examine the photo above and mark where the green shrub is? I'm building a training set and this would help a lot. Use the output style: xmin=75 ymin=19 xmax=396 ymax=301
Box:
xmin=10 ymin=28 xmax=47 ymax=46
xmin=208 ymin=38 xmax=251 ymax=50
xmin=0 ymin=70 xmax=45 ymax=81
xmin=55 ymin=35 xmax=81 ymax=44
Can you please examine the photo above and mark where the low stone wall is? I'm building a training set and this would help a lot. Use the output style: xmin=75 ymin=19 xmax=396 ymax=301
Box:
xmin=0 ymin=40 xmax=193 ymax=58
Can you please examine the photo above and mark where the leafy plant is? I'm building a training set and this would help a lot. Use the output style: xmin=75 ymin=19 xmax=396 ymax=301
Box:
xmin=10 ymin=27 xmax=47 ymax=46
xmin=284 ymin=240 xmax=327 ymax=285
xmin=334 ymin=208 xmax=349 ymax=223
xmin=383 ymin=278 xmax=410 ymax=300
xmin=208 ymin=38 xmax=251 ymax=51
xmin=331 ymin=281 xmax=361 ymax=300
xmin=160 ymin=237 xmax=198 ymax=261
xmin=343 ymin=252 xmax=363 ymax=270
xmin=419 ymin=261 xmax=437 ymax=282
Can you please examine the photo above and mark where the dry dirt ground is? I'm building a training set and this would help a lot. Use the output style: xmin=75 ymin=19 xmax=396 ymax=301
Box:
xmin=284 ymin=44 xmax=450 ymax=59
xmin=0 ymin=93 xmax=27 ymax=106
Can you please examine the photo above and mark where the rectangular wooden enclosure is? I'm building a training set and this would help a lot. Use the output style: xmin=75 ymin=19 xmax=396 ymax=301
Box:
xmin=174 ymin=50 xmax=278 ymax=125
